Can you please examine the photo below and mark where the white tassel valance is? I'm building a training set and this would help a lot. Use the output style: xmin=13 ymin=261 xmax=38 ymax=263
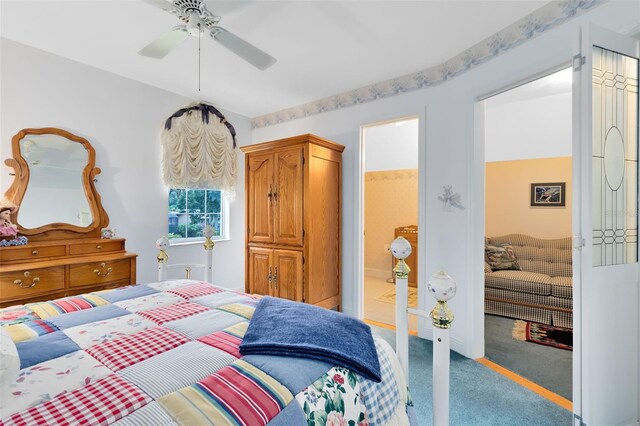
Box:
xmin=161 ymin=102 xmax=237 ymax=199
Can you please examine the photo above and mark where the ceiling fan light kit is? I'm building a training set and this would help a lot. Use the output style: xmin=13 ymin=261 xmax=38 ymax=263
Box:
xmin=140 ymin=0 xmax=276 ymax=70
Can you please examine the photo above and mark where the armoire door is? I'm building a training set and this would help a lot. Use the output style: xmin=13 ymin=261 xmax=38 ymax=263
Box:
xmin=273 ymin=148 xmax=304 ymax=246
xmin=248 ymin=247 xmax=273 ymax=296
xmin=273 ymin=249 xmax=303 ymax=302
xmin=247 ymin=153 xmax=274 ymax=244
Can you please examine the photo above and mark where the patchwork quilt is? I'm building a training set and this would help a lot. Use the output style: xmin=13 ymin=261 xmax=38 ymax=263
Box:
xmin=0 ymin=280 xmax=414 ymax=426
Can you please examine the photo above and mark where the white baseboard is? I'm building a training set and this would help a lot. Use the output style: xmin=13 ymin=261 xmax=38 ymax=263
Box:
xmin=364 ymin=267 xmax=393 ymax=281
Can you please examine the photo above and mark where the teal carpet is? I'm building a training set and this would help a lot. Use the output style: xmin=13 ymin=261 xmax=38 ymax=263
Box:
xmin=371 ymin=326 xmax=572 ymax=425
xmin=484 ymin=314 xmax=572 ymax=400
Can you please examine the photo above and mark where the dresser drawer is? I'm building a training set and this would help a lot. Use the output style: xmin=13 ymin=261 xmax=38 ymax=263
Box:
xmin=0 ymin=266 xmax=65 ymax=301
xmin=69 ymin=240 xmax=124 ymax=256
xmin=69 ymin=259 xmax=131 ymax=287
xmin=0 ymin=245 xmax=67 ymax=262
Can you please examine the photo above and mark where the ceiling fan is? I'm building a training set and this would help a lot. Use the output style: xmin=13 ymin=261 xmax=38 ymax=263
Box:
xmin=140 ymin=0 xmax=276 ymax=70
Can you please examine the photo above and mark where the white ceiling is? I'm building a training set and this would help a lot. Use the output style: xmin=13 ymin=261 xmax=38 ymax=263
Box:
xmin=485 ymin=67 xmax=573 ymax=109
xmin=1 ymin=0 xmax=549 ymax=118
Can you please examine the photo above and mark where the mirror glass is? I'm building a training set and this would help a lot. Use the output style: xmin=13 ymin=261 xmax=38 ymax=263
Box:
xmin=18 ymin=134 xmax=93 ymax=228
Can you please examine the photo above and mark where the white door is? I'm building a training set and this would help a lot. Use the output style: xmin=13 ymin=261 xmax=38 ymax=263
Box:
xmin=573 ymin=24 xmax=639 ymax=425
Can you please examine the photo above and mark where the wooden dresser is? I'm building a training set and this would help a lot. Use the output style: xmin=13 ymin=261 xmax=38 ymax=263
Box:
xmin=241 ymin=134 xmax=344 ymax=310
xmin=1 ymin=127 xmax=138 ymax=308
xmin=0 ymin=238 xmax=137 ymax=307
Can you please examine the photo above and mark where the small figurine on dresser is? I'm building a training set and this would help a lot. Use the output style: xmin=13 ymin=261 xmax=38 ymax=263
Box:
xmin=0 ymin=199 xmax=27 ymax=246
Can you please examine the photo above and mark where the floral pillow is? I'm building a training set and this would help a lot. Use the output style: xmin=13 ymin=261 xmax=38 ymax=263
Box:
xmin=485 ymin=243 xmax=520 ymax=271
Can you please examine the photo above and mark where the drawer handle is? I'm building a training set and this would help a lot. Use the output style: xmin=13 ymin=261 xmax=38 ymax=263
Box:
xmin=96 ymin=245 xmax=102 ymax=249
xmin=14 ymin=277 xmax=40 ymax=289
xmin=32 ymin=250 xmax=38 ymax=255
xmin=93 ymin=262 xmax=113 ymax=277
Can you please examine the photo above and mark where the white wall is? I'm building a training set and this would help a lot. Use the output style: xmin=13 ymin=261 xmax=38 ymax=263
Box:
xmin=252 ymin=0 xmax=637 ymax=341
xmin=251 ymin=3 xmax=638 ymax=424
xmin=0 ymin=39 xmax=247 ymax=290
xmin=364 ymin=118 xmax=419 ymax=171
xmin=485 ymin=92 xmax=572 ymax=162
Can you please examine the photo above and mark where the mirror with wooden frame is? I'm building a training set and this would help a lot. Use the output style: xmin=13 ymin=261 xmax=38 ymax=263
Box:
xmin=3 ymin=128 xmax=109 ymax=240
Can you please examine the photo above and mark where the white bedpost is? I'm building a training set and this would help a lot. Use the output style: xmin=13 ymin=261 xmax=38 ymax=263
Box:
xmin=156 ymin=237 xmax=170 ymax=281
xmin=203 ymin=225 xmax=215 ymax=283
xmin=391 ymin=237 xmax=412 ymax=378
xmin=429 ymin=271 xmax=456 ymax=426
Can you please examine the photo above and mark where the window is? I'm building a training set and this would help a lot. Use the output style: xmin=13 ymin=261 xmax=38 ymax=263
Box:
xmin=168 ymin=188 xmax=226 ymax=242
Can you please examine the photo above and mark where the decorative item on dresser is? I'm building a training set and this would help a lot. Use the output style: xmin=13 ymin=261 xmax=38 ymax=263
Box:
xmin=0 ymin=128 xmax=137 ymax=308
xmin=241 ymin=134 xmax=344 ymax=310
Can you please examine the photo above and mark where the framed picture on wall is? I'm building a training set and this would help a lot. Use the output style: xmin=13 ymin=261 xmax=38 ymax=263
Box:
xmin=530 ymin=182 xmax=566 ymax=207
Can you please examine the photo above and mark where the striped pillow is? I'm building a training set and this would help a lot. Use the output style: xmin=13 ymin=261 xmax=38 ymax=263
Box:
xmin=485 ymin=243 xmax=521 ymax=271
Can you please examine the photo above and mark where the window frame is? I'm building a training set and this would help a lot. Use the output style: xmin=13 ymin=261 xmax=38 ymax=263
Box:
xmin=167 ymin=188 xmax=230 ymax=246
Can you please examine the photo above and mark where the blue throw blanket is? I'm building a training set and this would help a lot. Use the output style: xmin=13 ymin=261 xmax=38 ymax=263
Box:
xmin=239 ymin=297 xmax=381 ymax=382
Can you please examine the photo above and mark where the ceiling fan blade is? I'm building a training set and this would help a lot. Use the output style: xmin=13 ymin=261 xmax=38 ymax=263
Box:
xmin=211 ymin=27 xmax=276 ymax=70
xmin=139 ymin=26 xmax=189 ymax=59
xmin=141 ymin=0 xmax=179 ymax=13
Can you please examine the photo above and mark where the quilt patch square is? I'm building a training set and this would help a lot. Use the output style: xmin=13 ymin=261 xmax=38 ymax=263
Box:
xmin=358 ymin=338 xmax=401 ymax=425
xmin=223 ymin=322 xmax=248 ymax=339
xmin=166 ymin=282 xmax=224 ymax=299
xmin=86 ymin=327 xmax=190 ymax=372
xmin=112 ymin=401 xmax=177 ymax=426
xmin=191 ymin=292 xmax=252 ymax=309
xmin=216 ymin=303 xmax=255 ymax=320
xmin=158 ymin=359 xmax=293 ymax=426
xmin=163 ymin=310 xmax=244 ymax=340
xmin=295 ymin=366 xmax=369 ymax=426
xmin=16 ymin=331 xmax=81 ymax=369
xmin=138 ymin=301 xmax=210 ymax=325
xmin=118 ymin=341 xmax=236 ymax=399
xmin=64 ymin=314 xmax=155 ymax=349
xmin=1 ymin=375 xmax=150 ymax=426
xmin=46 ymin=304 xmax=129 ymax=331
xmin=93 ymin=284 xmax=159 ymax=303
xmin=27 ymin=295 xmax=109 ymax=319
xmin=146 ymin=279 xmax=204 ymax=292
xmin=113 ymin=293 xmax=184 ymax=313
xmin=0 ymin=305 xmax=38 ymax=326
xmin=6 ymin=350 xmax=112 ymax=417
xmin=4 ymin=319 xmax=58 ymax=343
xmin=198 ymin=330 xmax=243 ymax=358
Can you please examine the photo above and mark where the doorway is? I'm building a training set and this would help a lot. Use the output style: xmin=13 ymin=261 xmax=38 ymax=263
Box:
xmin=481 ymin=68 xmax=574 ymax=403
xmin=360 ymin=117 xmax=420 ymax=331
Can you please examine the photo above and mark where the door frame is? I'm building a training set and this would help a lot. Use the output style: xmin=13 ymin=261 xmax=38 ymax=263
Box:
xmin=354 ymin=112 xmax=428 ymax=337
xmin=471 ymin=61 xmax=576 ymax=374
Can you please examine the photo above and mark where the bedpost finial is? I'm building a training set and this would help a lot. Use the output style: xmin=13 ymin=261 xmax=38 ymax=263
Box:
xmin=157 ymin=250 xmax=169 ymax=264
xmin=428 ymin=271 xmax=456 ymax=329
xmin=155 ymin=236 xmax=170 ymax=264
xmin=393 ymin=259 xmax=411 ymax=279
xmin=203 ymin=236 xmax=215 ymax=250
xmin=430 ymin=301 xmax=454 ymax=329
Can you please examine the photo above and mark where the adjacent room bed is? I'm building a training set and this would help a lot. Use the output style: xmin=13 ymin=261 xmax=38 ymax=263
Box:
xmin=0 ymin=279 xmax=415 ymax=426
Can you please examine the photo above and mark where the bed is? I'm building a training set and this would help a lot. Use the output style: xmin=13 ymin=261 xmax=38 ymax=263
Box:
xmin=0 ymin=279 xmax=415 ymax=426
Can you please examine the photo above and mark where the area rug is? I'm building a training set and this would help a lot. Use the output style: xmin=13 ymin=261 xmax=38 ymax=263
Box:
xmin=375 ymin=287 xmax=418 ymax=307
xmin=512 ymin=320 xmax=573 ymax=351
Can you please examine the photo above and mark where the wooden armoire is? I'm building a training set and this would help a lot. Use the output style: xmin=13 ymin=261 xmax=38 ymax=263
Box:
xmin=241 ymin=134 xmax=344 ymax=310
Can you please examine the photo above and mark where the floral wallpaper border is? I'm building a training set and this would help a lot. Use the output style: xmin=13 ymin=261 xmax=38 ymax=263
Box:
xmin=251 ymin=0 xmax=604 ymax=129
xmin=365 ymin=169 xmax=418 ymax=182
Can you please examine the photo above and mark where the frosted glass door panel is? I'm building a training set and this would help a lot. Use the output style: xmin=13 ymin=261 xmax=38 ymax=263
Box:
xmin=592 ymin=46 xmax=639 ymax=266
